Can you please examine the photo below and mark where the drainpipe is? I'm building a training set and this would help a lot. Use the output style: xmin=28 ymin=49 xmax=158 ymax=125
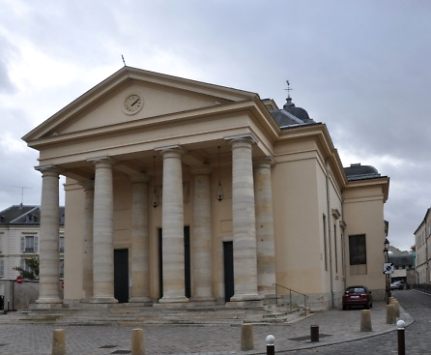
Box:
xmin=325 ymin=159 xmax=335 ymax=308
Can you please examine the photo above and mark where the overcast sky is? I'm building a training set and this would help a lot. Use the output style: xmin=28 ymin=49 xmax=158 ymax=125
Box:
xmin=0 ymin=0 xmax=430 ymax=250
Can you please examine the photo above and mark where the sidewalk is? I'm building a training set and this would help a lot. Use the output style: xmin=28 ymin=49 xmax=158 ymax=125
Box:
xmin=0 ymin=301 xmax=413 ymax=354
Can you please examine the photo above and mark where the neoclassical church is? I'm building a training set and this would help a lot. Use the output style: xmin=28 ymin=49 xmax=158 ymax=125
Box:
xmin=23 ymin=67 xmax=389 ymax=310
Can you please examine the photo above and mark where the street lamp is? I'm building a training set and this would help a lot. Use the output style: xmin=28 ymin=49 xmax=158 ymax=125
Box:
xmin=384 ymin=238 xmax=391 ymax=303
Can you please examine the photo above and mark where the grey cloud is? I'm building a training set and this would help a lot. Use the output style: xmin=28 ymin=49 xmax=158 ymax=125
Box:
xmin=1 ymin=0 xmax=430 ymax=250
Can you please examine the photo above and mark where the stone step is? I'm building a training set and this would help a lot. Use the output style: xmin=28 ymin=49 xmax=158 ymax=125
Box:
xmin=9 ymin=300 xmax=305 ymax=325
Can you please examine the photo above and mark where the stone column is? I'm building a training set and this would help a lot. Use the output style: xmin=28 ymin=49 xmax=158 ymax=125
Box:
xmin=159 ymin=146 xmax=188 ymax=303
xmin=254 ymin=159 xmax=276 ymax=297
xmin=91 ymin=157 xmax=116 ymax=303
xmin=36 ymin=166 xmax=61 ymax=305
xmin=130 ymin=174 xmax=152 ymax=303
xmin=191 ymin=167 xmax=214 ymax=302
xmin=82 ymin=181 xmax=94 ymax=300
xmin=230 ymin=137 xmax=260 ymax=301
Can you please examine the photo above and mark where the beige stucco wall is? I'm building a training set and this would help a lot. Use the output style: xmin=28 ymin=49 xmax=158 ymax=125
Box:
xmin=270 ymin=136 xmax=350 ymax=310
xmin=343 ymin=185 xmax=386 ymax=300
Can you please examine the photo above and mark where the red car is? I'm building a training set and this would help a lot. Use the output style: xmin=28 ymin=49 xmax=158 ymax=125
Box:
xmin=342 ymin=286 xmax=373 ymax=310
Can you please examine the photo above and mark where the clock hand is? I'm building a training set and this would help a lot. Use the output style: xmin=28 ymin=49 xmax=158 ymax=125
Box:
xmin=131 ymin=98 xmax=140 ymax=107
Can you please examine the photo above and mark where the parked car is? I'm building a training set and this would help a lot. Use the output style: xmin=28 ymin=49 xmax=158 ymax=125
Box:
xmin=342 ymin=286 xmax=373 ymax=310
xmin=390 ymin=280 xmax=404 ymax=290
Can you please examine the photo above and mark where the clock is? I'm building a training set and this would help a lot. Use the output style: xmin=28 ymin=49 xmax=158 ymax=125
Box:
xmin=123 ymin=94 xmax=143 ymax=115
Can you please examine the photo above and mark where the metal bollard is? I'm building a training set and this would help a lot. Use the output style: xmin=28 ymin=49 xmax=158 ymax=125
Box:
xmin=265 ymin=335 xmax=275 ymax=355
xmin=310 ymin=325 xmax=319 ymax=342
xmin=397 ymin=320 xmax=405 ymax=355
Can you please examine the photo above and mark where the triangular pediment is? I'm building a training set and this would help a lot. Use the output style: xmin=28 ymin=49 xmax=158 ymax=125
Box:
xmin=23 ymin=66 xmax=258 ymax=143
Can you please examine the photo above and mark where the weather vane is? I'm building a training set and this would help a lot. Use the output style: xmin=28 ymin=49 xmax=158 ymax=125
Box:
xmin=121 ymin=54 xmax=126 ymax=66
xmin=285 ymin=80 xmax=293 ymax=98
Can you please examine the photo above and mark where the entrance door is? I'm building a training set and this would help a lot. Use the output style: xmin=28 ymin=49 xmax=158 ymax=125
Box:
xmin=223 ymin=241 xmax=234 ymax=302
xmin=158 ymin=226 xmax=191 ymax=299
xmin=114 ymin=249 xmax=129 ymax=303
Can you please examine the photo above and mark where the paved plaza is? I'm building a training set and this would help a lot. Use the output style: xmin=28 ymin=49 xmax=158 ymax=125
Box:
xmin=0 ymin=298 xmax=413 ymax=355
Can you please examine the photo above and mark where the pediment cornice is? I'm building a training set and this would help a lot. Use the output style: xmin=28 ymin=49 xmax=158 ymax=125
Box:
xmin=23 ymin=66 xmax=260 ymax=143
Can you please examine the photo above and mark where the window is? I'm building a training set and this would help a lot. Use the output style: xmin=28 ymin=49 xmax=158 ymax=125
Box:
xmin=59 ymin=235 xmax=64 ymax=253
xmin=59 ymin=259 xmax=64 ymax=278
xmin=0 ymin=259 xmax=3 ymax=278
xmin=323 ymin=214 xmax=328 ymax=271
xmin=334 ymin=224 xmax=338 ymax=273
xmin=21 ymin=235 xmax=38 ymax=253
xmin=349 ymin=234 xmax=367 ymax=265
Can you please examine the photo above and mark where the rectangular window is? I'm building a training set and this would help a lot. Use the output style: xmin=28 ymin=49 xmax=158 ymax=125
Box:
xmin=59 ymin=236 xmax=64 ymax=253
xmin=323 ymin=214 xmax=328 ymax=271
xmin=21 ymin=235 xmax=36 ymax=253
xmin=0 ymin=259 xmax=4 ymax=278
xmin=349 ymin=234 xmax=367 ymax=265
xmin=334 ymin=224 xmax=338 ymax=273
xmin=59 ymin=259 xmax=64 ymax=278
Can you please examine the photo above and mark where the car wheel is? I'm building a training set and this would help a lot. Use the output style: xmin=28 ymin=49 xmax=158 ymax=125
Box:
xmin=370 ymin=302 xmax=373 ymax=308
xmin=364 ymin=304 xmax=370 ymax=309
xmin=342 ymin=304 xmax=347 ymax=310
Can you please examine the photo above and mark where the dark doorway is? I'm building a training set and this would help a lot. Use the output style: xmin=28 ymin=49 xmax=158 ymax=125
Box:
xmin=114 ymin=249 xmax=129 ymax=303
xmin=158 ymin=226 xmax=191 ymax=299
xmin=184 ymin=226 xmax=191 ymax=298
xmin=158 ymin=228 xmax=163 ymax=299
xmin=223 ymin=241 xmax=234 ymax=302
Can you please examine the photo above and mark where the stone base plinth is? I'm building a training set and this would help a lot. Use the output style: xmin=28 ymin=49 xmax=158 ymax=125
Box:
xmin=158 ymin=296 xmax=189 ymax=304
xmin=129 ymin=297 xmax=153 ymax=305
xmin=86 ymin=297 xmax=118 ymax=304
xmin=230 ymin=293 xmax=264 ymax=302
xmin=30 ymin=302 xmax=64 ymax=310
xmin=189 ymin=297 xmax=216 ymax=306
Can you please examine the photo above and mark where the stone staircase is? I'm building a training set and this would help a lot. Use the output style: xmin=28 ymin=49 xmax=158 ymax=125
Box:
xmin=5 ymin=299 xmax=305 ymax=326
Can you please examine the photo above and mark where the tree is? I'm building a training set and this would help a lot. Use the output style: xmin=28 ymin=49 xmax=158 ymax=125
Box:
xmin=14 ymin=256 xmax=39 ymax=280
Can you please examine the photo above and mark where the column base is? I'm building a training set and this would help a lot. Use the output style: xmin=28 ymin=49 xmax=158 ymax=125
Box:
xmin=230 ymin=293 xmax=264 ymax=302
xmin=87 ymin=297 xmax=118 ymax=304
xmin=31 ymin=298 xmax=63 ymax=310
xmin=189 ymin=296 xmax=216 ymax=307
xmin=129 ymin=296 xmax=153 ymax=305
xmin=158 ymin=296 xmax=189 ymax=304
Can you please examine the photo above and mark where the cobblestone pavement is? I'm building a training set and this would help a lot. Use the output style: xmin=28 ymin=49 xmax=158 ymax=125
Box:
xmin=0 ymin=294 xmax=416 ymax=355
xmin=284 ymin=290 xmax=428 ymax=354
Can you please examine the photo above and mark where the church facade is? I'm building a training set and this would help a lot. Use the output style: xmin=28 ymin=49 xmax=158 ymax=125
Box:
xmin=23 ymin=67 xmax=389 ymax=310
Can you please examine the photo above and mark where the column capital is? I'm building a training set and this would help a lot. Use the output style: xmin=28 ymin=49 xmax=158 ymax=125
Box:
xmin=254 ymin=156 xmax=273 ymax=168
xmin=224 ymin=133 xmax=258 ymax=146
xmin=131 ymin=173 xmax=150 ymax=184
xmin=35 ymin=165 xmax=60 ymax=176
xmin=190 ymin=165 xmax=212 ymax=175
xmin=155 ymin=145 xmax=184 ymax=156
xmin=87 ymin=156 xmax=112 ymax=167
xmin=80 ymin=179 xmax=94 ymax=191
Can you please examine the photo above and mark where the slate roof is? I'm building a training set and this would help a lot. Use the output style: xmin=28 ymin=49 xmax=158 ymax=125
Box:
xmin=0 ymin=205 xmax=65 ymax=226
xmin=268 ymin=96 xmax=316 ymax=128
xmin=344 ymin=163 xmax=381 ymax=181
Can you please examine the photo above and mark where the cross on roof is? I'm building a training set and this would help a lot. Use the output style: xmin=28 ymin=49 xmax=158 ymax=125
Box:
xmin=284 ymin=80 xmax=293 ymax=98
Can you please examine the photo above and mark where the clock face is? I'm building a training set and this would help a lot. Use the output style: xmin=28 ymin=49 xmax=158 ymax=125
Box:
xmin=123 ymin=94 xmax=143 ymax=115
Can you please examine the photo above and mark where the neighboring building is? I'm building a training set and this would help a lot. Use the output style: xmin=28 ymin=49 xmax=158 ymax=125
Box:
xmin=22 ymin=67 xmax=389 ymax=311
xmin=414 ymin=208 xmax=431 ymax=284
xmin=388 ymin=246 xmax=416 ymax=287
xmin=0 ymin=205 xmax=65 ymax=281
